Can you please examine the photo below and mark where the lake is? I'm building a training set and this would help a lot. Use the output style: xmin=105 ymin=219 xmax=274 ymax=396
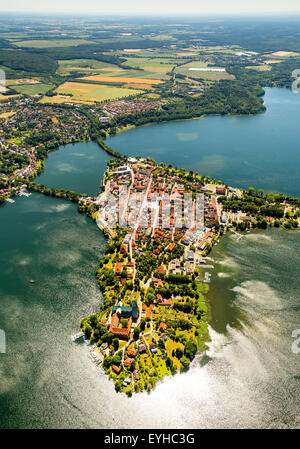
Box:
xmin=36 ymin=140 xmax=112 ymax=196
xmin=107 ymin=87 xmax=300 ymax=197
xmin=0 ymin=87 xmax=299 ymax=428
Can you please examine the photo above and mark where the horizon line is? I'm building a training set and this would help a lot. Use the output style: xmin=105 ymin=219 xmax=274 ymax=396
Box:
xmin=1 ymin=11 xmax=300 ymax=17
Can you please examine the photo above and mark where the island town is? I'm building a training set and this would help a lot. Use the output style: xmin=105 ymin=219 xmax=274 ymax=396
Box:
xmin=78 ymin=156 xmax=299 ymax=394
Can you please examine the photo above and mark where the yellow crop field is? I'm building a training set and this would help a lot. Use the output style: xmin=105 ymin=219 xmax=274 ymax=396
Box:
xmin=80 ymin=75 xmax=163 ymax=85
xmin=0 ymin=111 xmax=16 ymax=119
xmin=0 ymin=94 xmax=21 ymax=101
xmin=39 ymin=95 xmax=93 ymax=105
xmin=54 ymin=82 xmax=145 ymax=102
xmin=271 ymin=51 xmax=299 ymax=57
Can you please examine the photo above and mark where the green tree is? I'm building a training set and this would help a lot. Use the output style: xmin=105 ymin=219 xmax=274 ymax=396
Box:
xmin=180 ymin=356 xmax=190 ymax=372
xmin=175 ymin=348 xmax=183 ymax=359
xmin=112 ymin=338 xmax=119 ymax=351
xmin=133 ymin=327 xmax=140 ymax=340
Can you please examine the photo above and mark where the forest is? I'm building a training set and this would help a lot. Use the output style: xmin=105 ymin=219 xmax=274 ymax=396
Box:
xmin=0 ymin=49 xmax=58 ymax=74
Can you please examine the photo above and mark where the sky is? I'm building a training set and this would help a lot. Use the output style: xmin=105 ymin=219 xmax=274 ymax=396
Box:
xmin=1 ymin=0 xmax=300 ymax=15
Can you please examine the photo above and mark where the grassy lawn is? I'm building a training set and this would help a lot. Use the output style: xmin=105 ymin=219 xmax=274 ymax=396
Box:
xmin=56 ymin=59 xmax=123 ymax=76
xmin=12 ymin=83 xmax=54 ymax=96
xmin=165 ymin=339 xmax=184 ymax=371
xmin=91 ymin=210 xmax=99 ymax=220
xmin=57 ymin=58 xmax=171 ymax=81
xmin=152 ymin=352 xmax=169 ymax=377
xmin=54 ymin=82 xmax=145 ymax=102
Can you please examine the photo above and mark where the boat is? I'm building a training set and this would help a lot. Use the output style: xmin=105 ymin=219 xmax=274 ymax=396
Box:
xmin=204 ymin=272 xmax=211 ymax=283
xmin=29 ymin=280 xmax=35 ymax=284
xmin=18 ymin=190 xmax=32 ymax=197
xmin=83 ymin=336 xmax=90 ymax=345
xmin=5 ymin=198 xmax=15 ymax=203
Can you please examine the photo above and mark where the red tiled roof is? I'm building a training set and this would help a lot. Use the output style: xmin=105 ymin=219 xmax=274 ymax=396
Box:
xmin=153 ymin=278 xmax=163 ymax=288
xmin=159 ymin=322 xmax=167 ymax=331
xmin=168 ymin=242 xmax=175 ymax=251
xmin=112 ymin=365 xmax=120 ymax=374
xmin=159 ymin=298 xmax=172 ymax=306
xmin=127 ymin=348 xmax=137 ymax=357
xmin=109 ymin=313 xmax=119 ymax=332
xmin=115 ymin=262 xmax=122 ymax=274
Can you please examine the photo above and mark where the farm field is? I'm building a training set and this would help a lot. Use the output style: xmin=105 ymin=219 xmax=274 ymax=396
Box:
xmin=39 ymin=95 xmax=92 ymax=105
xmin=196 ymin=45 xmax=242 ymax=54
xmin=10 ymin=83 xmax=54 ymax=96
xmin=0 ymin=94 xmax=21 ymax=101
xmin=270 ymin=51 xmax=299 ymax=57
xmin=124 ymin=56 xmax=177 ymax=69
xmin=0 ymin=111 xmax=16 ymax=119
xmin=56 ymin=58 xmax=170 ymax=80
xmin=263 ymin=59 xmax=282 ymax=64
xmin=54 ymin=81 xmax=144 ymax=102
xmin=56 ymin=59 xmax=123 ymax=75
xmin=246 ymin=64 xmax=271 ymax=71
xmin=177 ymin=51 xmax=199 ymax=56
xmin=175 ymin=60 xmax=208 ymax=72
xmin=80 ymin=75 xmax=163 ymax=85
xmin=175 ymin=60 xmax=234 ymax=80
xmin=6 ymin=78 xmax=41 ymax=85
xmin=120 ymin=49 xmax=179 ymax=58
xmin=14 ymin=39 xmax=97 ymax=48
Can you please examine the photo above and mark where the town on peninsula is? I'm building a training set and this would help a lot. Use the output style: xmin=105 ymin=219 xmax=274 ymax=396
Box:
xmin=0 ymin=29 xmax=300 ymax=395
